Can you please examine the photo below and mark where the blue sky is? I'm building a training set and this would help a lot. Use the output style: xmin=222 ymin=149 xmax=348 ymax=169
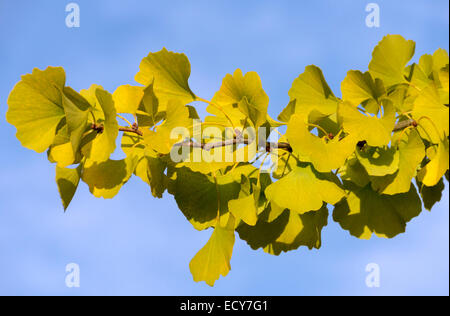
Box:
xmin=0 ymin=0 xmax=448 ymax=295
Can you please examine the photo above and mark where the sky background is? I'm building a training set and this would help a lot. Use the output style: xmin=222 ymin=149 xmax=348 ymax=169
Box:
xmin=0 ymin=0 xmax=448 ymax=296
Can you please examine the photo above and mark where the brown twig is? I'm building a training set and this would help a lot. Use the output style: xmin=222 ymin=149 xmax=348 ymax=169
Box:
xmin=92 ymin=119 xmax=417 ymax=152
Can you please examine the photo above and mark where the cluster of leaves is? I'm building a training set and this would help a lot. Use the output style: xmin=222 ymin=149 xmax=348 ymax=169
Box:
xmin=6 ymin=35 xmax=449 ymax=286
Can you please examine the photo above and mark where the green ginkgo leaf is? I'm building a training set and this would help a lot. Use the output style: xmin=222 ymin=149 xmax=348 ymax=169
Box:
xmin=82 ymin=156 xmax=138 ymax=199
xmin=341 ymin=70 xmax=385 ymax=113
xmin=207 ymin=69 xmax=269 ymax=128
xmin=236 ymin=204 xmax=328 ymax=255
xmin=135 ymin=48 xmax=196 ymax=107
xmin=416 ymin=177 xmax=445 ymax=211
xmin=112 ymin=84 xmax=144 ymax=114
xmin=339 ymin=155 xmax=370 ymax=187
xmin=288 ymin=65 xmax=338 ymax=118
xmin=55 ymin=164 xmax=83 ymax=211
xmin=170 ymin=167 xmax=241 ymax=230
xmin=417 ymin=138 xmax=449 ymax=187
xmin=144 ymin=99 xmax=192 ymax=154
xmin=189 ymin=223 xmax=235 ymax=287
xmin=338 ymin=100 xmax=395 ymax=147
xmin=6 ymin=67 xmax=66 ymax=153
xmin=333 ymin=181 xmax=422 ymax=239
xmin=356 ymin=146 xmax=400 ymax=177
xmin=287 ymin=114 xmax=357 ymax=173
xmin=81 ymin=88 xmax=119 ymax=163
xmin=265 ymin=163 xmax=345 ymax=214
xmin=369 ymin=35 xmax=416 ymax=87
xmin=371 ymin=129 xmax=425 ymax=195
xmin=264 ymin=205 xmax=328 ymax=255
xmin=412 ymin=83 xmax=449 ymax=144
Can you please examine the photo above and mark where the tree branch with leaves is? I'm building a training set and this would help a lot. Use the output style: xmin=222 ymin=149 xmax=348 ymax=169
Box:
xmin=6 ymin=35 xmax=449 ymax=286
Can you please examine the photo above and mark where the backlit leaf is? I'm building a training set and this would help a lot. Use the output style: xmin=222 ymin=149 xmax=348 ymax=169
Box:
xmin=338 ymin=101 xmax=395 ymax=147
xmin=288 ymin=65 xmax=338 ymax=118
xmin=371 ymin=129 xmax=425 ymax=194
xmin=333 ymin=182 xmax=422 ymax=239
xmin=190 ymin=224 xmax=235 ymax=286
xmin=6 ymin=67 xmax=66 ymax=153
xmin=287 ymin=114 xmax=357 ymax=172
xmin=369 ymin=35 xmax=416 ymax=87
xmin=55 ymin=164 xmax=82 ymax=211
xmin=265 ymin=163 xmax=345 ymax=214
xmin=135 ymin=48 xmax=196 ymax=107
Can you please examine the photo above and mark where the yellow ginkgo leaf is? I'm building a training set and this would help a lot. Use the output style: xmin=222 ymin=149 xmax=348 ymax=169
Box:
xmin=287 ymin=114 xmax=357 ymax=173
xmin=356 ymin=146 xmax=400 ymax=177
xmin=288 ymin=65 xmax=338 ymax=118
xmin=189 ymin=224 xmax=235 ymax=287
xmin=369 ymin=35 xmax=416 ymax=87
xmin=6 ymin=67 xmax=66 ymax=153
xmin=412 ymin=83 xmax=449 ymax=144
xmin=112 ymin=85 xmax=144 ymax=114
xmin=341 ymin=70 xmax=385 ymax=111
xmin=135 ymin=48 xmax=196 ymax=107
xmin=207 ymin=69 xmax=269 ymax=128
xmin=144 ymin=99 xmax=192 ymax=154
xmin=265 ymin=163 xmax=345 ymax=214
xmin=371 ymin=129 xmax=425 ymax=195
xmin=417 ymin=138 xmax=449 ymax=187
xmin=82 ymin=156 xmax=139 ymax=199
xmin=338 ymin=101 xmax=395 ymax=147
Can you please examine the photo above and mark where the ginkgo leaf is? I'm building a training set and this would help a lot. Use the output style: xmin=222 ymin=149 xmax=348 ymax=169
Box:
xmin=81 ymin=88 xmax=119 ymax=163
xmin=55 ymin=164 xmax=82 ymax=211
xmin=82 ymin=156 xmax=138 ymax=199
xmin=278 ymin=99 xmax=296 ymax=122
xmin=264 ymin=205 xmax=328 ymax=255
xmin=439 ymin=65 xmax=449 ymax=101
xmin=288 ymin=65 xmax=338 ymax=118
xmin=6 ymin=67 xmax=66 ymax=153
xmin=333 ymin=181 xmax=422 ymax=239
xmin=121 ymin=132 xmax=167 ymax=198
xmin=112 ymin=85 xmax=144 ymax=114
xmin=386 ymin=86 xmax=414 ymax=113
xmin=341 ymin=70 xmax=385 ymax=113
xmin=356 ymin=146 xmax=400 ymax=177
xmin=412 ymin=83 xmax=449 ymax=144
xmin=228 ymin=175 xmax=269 ymax=226
xmin=338 ymin=100 xmax=395 ymax=147
xmin=207 ymin=69 xmax=269 ymax=128
xmin=135 ymin=48 xmax=196 ymax=107
xmin=417 ymin=138 xmax=449 ymax=187
xmin=48 ymin=123 xmax=82 ymax=168
xmin=61 ymin=87 xmax=92 ymax=154
xmin=287 ymin=114 xmax=357 ymax=172
xmin=170 ymin=167 xmax=241 ymax=230
xmin=371 ymin=129 xmax=425 ymax=194
xmin=416 ymin=177 xmax=445 ymax=211
xmin=138 ymin=81 xmax=161 ymax=127
xmin=144 ymin=99 xmax=191 ymax=154
xmin=339 ymin=155 xmax=370 ymax=187
xmin=369 ymin=35 xmax=416 ymax=87
xmin=236 ymin=205 xmax=328 ymax=255
xmin=189 ymin=224 xmax=235 ymax=287
xmin=265 ymin=163 xmax=345 ymax=214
